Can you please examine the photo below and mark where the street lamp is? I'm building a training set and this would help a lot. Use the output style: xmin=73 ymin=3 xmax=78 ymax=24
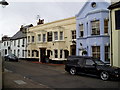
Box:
xmin=0 ymin=0 xmax=9 ymax=8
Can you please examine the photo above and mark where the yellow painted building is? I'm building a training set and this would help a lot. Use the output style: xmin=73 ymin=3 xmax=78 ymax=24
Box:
xmin=27 ymin=17 xmax=76 ymax=63
xmin=108 ymin=1 xmax=120 ymax=67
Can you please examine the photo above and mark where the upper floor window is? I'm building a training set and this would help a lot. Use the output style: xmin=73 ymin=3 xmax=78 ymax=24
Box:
xmin=18 ymin=39 xmax=20 ymax=47
xmin=54 ymin=32 xmax=58 ymax=41
xmin=79 ymin=24 xmax=84 ymax=37
xmin=14 ymin=40 xmax=16 ymax=46
xmin=115 ymin=10 xmax=120 ymax=30
xmin=91 ymin=20 xmax=100 ymax=35
xmin=43 ymin=34 xmax=46 ymax=42
xmin=4 ymin=42 xmax=6 ymax=46
xmin=38 ymin=34 xmax=41 ymax=42
xmin=28 ymin=36 xmax=30 ymax=43
xmin=60 ymin=31 xmax=63 ymax=40
xmin=71 ymin=30 xmax=76 ymax=39
xmin=104 ymin=19 xmax=109 ymax=34
xmin=7 ymin=41 xmax=9 ymax=46
xmin=22 ymin=38 xmax=25 ymax=45
xmin=47 ymin=32 xmax=52 ymax=42
xmin=32 ymin=36 xmax=35 ymax=42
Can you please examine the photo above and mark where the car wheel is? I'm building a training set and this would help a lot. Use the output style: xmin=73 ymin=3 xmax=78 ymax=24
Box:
xmin=69 ymin=67 xmax=77 ymax=75
xmin=100 ymin=71 xmax=109 ymax=81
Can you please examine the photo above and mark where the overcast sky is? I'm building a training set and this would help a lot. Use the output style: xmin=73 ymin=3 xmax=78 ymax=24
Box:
xmin=0 ymin=0 xmax=110 ymax=40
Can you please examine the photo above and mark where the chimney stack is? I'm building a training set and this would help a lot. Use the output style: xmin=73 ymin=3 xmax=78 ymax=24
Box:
xmin=37 ymin=19 xmax=44 ymax=25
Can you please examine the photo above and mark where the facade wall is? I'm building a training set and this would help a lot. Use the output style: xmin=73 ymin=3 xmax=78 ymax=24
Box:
xmin=76 ymin=1 xmax=110 ymax=62
xmin=11 ymin=38 xmax=27 ymax=59
xmin=111 ymin=7 xmax=120 ymax=67
xmin=27 ymin=17 xmax=76 ymax=62
xmin=1 ymin=40 xmax=11 ymax=56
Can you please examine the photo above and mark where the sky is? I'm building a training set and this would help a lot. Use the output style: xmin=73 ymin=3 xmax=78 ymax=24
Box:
xmin=0 ymin=0 xmax=110 ymax=40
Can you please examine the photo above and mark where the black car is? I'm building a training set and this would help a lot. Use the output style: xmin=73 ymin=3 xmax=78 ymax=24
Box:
xmin=65 ymin=56 xmax=120 ymax=81
xmin=4 ymin=54 xmax=18 ymax=62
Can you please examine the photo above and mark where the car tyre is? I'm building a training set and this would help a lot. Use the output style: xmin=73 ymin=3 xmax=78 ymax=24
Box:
xmin=100 ymin=71 xmax=109 ymax=81
xmin=69 ymin=67 xmax=77 ymax=75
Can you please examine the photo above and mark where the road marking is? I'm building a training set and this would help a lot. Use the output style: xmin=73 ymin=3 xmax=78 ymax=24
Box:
xmin=14 ymin=80 xmax=27 ymax=85
xmin=4 ymin=68 xmax=13 ymax=72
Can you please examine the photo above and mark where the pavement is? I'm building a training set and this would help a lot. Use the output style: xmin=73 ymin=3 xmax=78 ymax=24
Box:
xmin=2 ymin=60 xmax=65 ymax=89
xmin=3 ymin=68 xmax=52 ymax=89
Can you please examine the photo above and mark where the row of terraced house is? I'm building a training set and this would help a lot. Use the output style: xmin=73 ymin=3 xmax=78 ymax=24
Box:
xmin=0 ymin=0 xmax=120 ymax=67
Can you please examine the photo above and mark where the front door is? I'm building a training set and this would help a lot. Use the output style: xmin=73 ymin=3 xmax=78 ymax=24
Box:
xmin=70 ymin=45 xmax=76 ymax=55
xmin=40 ymin=48 xmax=46 ymax=63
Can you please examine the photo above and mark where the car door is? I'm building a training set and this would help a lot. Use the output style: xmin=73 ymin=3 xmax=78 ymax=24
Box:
xmin=84 ymin=59 xmax=97 ymax=75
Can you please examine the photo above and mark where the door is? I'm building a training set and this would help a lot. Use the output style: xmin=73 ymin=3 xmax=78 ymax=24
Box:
xmin=70 ymin=45 xmax=76 ymax=55
xmin=40 ymin=48 xmax=46 ymax=63
xmin=84 ymin=59 xmax=97 ymax=75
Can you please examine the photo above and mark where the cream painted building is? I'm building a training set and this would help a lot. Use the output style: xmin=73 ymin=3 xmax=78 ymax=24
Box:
xmin=27 ymin=17 xmax=76 ymax=63
xmin=108 ymin=1 xmax=120 ymax=67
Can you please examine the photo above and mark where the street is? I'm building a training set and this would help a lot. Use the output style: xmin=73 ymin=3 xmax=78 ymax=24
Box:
xmin=3 ymin=60 xmax=120 ymax=89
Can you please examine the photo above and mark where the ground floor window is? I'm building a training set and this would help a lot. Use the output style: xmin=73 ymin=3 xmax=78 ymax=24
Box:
xmin=36 ymin=51 xmax=39 ymax=57
xmin=32 ymin=50 xmax=34 ymax=57
xmin=28 ymin=50 xmax=30 ymax=57
xmin=64 ymin=50 xmax=69 ymax=58
xmin=5 ymin=49 xmax=7 ymax=55
xmin=22 ymin=50 xmax=24 ymax=57
xmin=92 ymin=46 xmax=100 ymax=59
xmin=54 ymin=50 xmax=58 ymax=58
xmin=60 ymin=50 xmax=63 ymax=58
xmin=17 ymin=49 xmax=20 ymax=57
xmin=105 ymin=46 xmax=110 ymax=61
xmin=14 ymin=50 xmax=16 ymax=55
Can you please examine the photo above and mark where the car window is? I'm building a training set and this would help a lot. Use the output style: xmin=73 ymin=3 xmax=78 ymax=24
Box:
xmin=94 ymin=60 xmax=105 ymax=65
xmin=85 ymin=59 xmax=95 ymax=65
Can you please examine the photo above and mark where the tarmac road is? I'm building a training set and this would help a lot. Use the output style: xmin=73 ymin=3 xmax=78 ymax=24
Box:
xmin=3 ymin=60 xmax=120 ymax=89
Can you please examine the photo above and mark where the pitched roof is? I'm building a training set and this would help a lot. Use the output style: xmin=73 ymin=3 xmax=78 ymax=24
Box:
xmin=108 ymin=1 xmax=120 ymax=10
xmin=11 ymin=24 xmax=33 ymax=40
xmin=10 ymin=30 xmax=26 ymax=40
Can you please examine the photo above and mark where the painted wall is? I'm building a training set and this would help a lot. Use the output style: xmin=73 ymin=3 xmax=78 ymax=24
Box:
xmin=76 ymin=1 xmax=110 ymax=62
xmin=27 ymin=17 xmax=76 ymax=61
xmin=111 ymin=8 xmax=120 ymax=67
xmin=11 ymin=38 xmax=27 ymax=59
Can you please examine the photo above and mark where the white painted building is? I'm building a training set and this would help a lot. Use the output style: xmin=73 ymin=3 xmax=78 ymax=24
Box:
xmin=10 ymin=24 xmax=33 ymax=59
xmin=1 ymin=36 xmax=11 ymax=56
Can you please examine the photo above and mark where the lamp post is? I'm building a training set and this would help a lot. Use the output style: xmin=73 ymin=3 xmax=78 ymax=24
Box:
xmin=0 ymin=0 xmax=9 ymax=8
xmin=0 ymin=0 xmax=9 ymax=89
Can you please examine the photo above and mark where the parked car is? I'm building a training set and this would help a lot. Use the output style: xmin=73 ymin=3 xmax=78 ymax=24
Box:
xmin=65 ymin=56 xmax=120 ymax=81
xmin=4 ymin=54 xmax=18 ymax=62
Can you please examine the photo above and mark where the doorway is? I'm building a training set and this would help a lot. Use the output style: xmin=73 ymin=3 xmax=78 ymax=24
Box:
xmin=70 ymin=45 xmax=76 ymax=55
xmin=40 ymin=48 xmax=46 ymax=63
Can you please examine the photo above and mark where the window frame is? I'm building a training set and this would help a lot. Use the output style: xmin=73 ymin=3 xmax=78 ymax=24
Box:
xmin=54 ymin=49 xmax=58 ymax=58
xmin=79 ymin=24 xmax=84 ymax=37
xmin=91 ymin=20 xmax=100 ymax=35
xmin=60 ymin=31 xmax=63 ymax=40
xmin=92 ymin=46 xmax=100 ymax=59
xmin=54 ymin=32 xmax=58 ymax=41
xmin=71 ymin=30 xmax=76 ymax=39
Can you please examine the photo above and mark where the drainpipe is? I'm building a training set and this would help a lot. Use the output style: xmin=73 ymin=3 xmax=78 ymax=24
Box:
xmin=109 ymin=10 xmax=113 ymax=66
